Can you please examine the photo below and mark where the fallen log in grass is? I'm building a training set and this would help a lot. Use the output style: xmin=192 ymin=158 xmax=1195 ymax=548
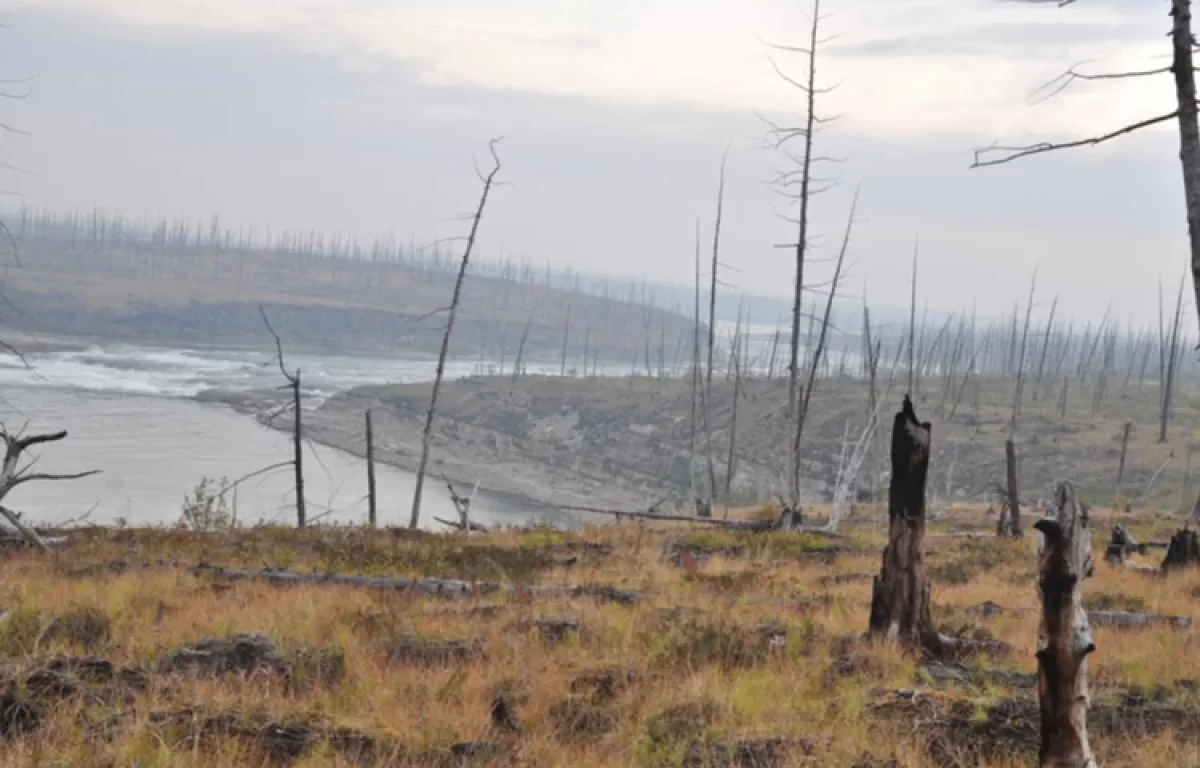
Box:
xmin=1088 ymin=610 xmax=1191 ymax=630
xmin=559 ymin=503 xmax=841 ymax=536
xmin=190 ymin=563 xmax=643 ymax=605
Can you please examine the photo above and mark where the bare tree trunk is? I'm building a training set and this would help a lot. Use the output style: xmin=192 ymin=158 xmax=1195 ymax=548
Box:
xmin=1059 ymin=377 xmax=1069 ymax=420
xmin=700 ymin=152 xmax=728 ymax=513
xmin=690 ymin=221 xmax=702 ymax=509
xmin=1171 ymin=0 xmax=1200 ymax=332
xmin=784 ymin=0 xmax=822 ymax=516
xmin=561 ymin=303 xmax=570 ymax=377
xmin=868 ymin=396 xmax=939 ymax=648
xmin=512 ymin=314 xmax=532 ymax=384
xmin=411 ymin=141 xmax=502 ymax=530
xmin=1115 ymin=421 xmax=1131 ymax=503
xmin=1161 ymin=273 xmax=1185 ymax=442
xmin=1003 ymin=438 xmax=1023 ymax=538
xmin=366 ymin=409 xmax=377 ymax=528
xmin=1011 ymin=272 xmax=1036 ymax=431
xmin=1033 ymin=296 xmax=1058 ymax=402
xmin=1033 ymin=483 xmax=1097 ymax=768
xmin=725 ymin=331 xmax=744 ymax=507
xmin=583 ymin=325 xmax=591 ymax=378
xmin=767 ymin=322 xmax=781 ymax=380
xmin=791 ymin=190 xmax=859 ymax=526
xmin=260 ymin=306 xmax=305 ymax=528
xmin=907 ymin=242 xmax=918 ymax=396
xmin=291 ymin=372 xmax=305 ymax=527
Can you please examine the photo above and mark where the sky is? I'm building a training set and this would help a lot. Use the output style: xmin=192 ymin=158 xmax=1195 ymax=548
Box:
xmin=0 ymin=0 xmax=1191 ymax=329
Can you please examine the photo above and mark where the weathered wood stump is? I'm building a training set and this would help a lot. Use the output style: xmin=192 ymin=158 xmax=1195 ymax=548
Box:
xmin=1162 ymin=528 xmax=1200 ymax=571
xmin=1033 ymin=482 xmax=1097 ymax=768
xmin=868 ymin=397 xmax=940 ymax=650
xmin=1104 ymin=524 xmax=1140 ymax=566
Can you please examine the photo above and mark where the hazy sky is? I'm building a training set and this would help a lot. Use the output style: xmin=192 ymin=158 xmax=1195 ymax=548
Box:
xmin=0 ymin=0 xmax=1191 ymax=327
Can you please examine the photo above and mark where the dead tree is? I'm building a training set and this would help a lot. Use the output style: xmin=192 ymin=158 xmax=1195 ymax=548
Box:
xmin=1161 ymin=273 xmax=1185 ymax=442
xmin=999 ymin=438 xmax=1023 ymax=538
xmin=762 ymin=0 xmax=830 ymax=517
xmin=1033 ymin=482 xmax=1097 ymax=768
xmin=511 ymin=314 xmax=532 ymax=384
xmin=1115 ymin=421 xmax=1132 ymax=503
xmin=411 ymin=139 xmax=502 ymax=529
xmin=260 ymin=306 xmax=305 ymax=528
xmin=690 ymin=221 xmax=702 ymax=513
xmin=1033 ymin=297 xmax=1058 ymax=402
xmin=560 ymin=303 xmax=570 ymax=377
xmin=366 ymin=409 xmax=377 ymax=528
xmin=788 ymin=188 xmax=860 ymax=526
xmin=908 ymin=243 xmax=918 ymax=397
xmin=699 ymin=151 xmax=729 ymax=513
xmin=975 ymin=0 xmax=1200 ymax=337
xmin=868 ymin=396 xmax=939 ymax=648
xmin=0 ymin=428 xmax=99 ymax=550
xmin=1011 ymin=271 xmax=1037 ymax=431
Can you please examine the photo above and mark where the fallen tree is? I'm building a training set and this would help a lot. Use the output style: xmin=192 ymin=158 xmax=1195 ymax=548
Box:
xmin=190 ymin=563 xmax=643 ymax=605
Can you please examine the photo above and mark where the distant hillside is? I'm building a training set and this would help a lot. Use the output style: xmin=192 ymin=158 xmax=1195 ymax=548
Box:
xmin=0 ymin=222 xmax=696 ymax=362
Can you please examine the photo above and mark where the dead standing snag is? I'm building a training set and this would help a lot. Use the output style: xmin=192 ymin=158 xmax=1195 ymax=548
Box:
xmin=410 ymin=139 xmax=503 ymax=529
xmin=868 ymin=396 xmax=939 ymax=649
xmin=1033 ymin=483 xmax=1097 ymax=768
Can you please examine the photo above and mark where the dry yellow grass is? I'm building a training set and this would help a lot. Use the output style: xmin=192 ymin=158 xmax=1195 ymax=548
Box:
xmin=0 ymin=508 xmax=1195 ymax=767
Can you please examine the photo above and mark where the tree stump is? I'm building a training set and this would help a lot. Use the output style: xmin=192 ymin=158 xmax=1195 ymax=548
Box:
xmin=868 ymin=397 xmax=940 ymax=650
xmin=1104 ymin=524 xmax=1140 ymax=566
xmin=1162 ymin=528 xmax=1200 ymax=571
xmin=1033 ymin=482 xmax=1097 ymax=768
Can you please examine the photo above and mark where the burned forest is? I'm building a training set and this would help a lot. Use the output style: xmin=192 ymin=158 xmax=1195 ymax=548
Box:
xmin=1 ymin=1 xmax=1199 ymax=767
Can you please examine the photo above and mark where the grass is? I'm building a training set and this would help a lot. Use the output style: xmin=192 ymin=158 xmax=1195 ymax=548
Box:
xmin=0 ymin=506 xmax=1197 ymax=766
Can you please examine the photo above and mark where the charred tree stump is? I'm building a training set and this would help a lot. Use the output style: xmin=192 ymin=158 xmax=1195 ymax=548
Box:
xmin=1162 ymin=528 xmax=1200 ymax=571
xmin=868 ymin=397 xmax=940 ymax=650
xmin=366 ymin=409 xmax=377 ymax=529
xmin=1034 ymin=483 xmax=1096 ymax=768
xmin=1104 ymin=524 xmax=1140 ymax=566
xmin=1001 ymin=438 xmax=1023 ymax=538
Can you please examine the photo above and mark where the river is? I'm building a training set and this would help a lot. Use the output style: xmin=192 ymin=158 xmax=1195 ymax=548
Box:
xmin=0 ymin=343 xmax=562 ymax=529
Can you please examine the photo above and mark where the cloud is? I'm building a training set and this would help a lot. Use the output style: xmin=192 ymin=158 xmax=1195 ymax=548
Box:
xmin=8 ymin=0 xmax=1176 ymax=142
xmin=0 ymin=1 xmax=1190 ymax=327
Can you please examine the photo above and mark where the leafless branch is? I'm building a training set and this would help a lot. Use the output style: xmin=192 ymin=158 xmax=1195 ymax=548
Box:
xmin=1032 ymin=61 xmax=1172 ymax=104
xmin=258 ymin=304 xmax=297 ymax=384
xmin=972 ymin=111 xmax=1179 ymax=168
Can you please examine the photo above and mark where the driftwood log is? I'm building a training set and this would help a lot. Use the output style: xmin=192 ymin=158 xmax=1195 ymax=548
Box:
xmin=1033 ymin=482 xmax=1097 ymax=768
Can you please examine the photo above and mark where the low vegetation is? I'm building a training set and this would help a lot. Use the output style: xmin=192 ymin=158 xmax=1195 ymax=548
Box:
xmin=0 ymin=504 xmax=1196 ymax=766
